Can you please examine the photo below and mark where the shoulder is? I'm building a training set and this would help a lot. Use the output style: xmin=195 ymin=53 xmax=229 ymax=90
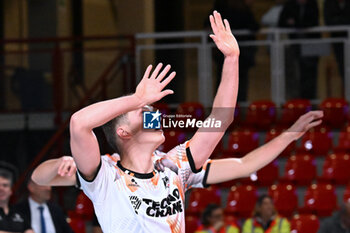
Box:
xmin=242 ymin=218 xmax=253 ymax=226
xmin=12 ymin=199 xmax=30 ymax=213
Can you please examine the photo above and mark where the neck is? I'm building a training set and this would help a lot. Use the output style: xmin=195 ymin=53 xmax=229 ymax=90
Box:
xmin=120 ymin=142 xmax=156 ymax=174
xmin=30 ymin=195 xmax=45 ymax=204
xmin=0 ymin=201 xmax=9 ymax=214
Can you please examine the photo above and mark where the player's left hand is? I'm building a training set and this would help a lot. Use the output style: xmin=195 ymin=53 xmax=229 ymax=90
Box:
xmin=285 ymin=111 xmax=324 ymax=141
xmin=209 ymin=11 xmax=240 ymax=57
xmin=57 ymin=156 xmax=77 ymax=177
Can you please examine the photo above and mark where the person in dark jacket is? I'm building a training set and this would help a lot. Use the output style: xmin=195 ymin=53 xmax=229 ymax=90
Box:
xmin=0 ymin=169 xmax=33 ymax=233
xmin=318 ymin=202 xmax=350 ymax=233
xmin=14 ymin=178 xmax=74 ymax=233
xmin=324 ymin=0 xmax=350 ymax=84
xmin=278 ymin=0 xmax=319 ymax=99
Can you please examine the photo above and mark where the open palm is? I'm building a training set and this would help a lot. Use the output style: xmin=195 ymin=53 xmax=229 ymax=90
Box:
xmin=209 ymin=11 xmax=239 ymax=57
xmin=135 ymin=63 xmax=176 ymax=105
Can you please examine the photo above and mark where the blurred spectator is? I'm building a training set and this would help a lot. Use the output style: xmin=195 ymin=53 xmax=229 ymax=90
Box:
xmin=242 ymin=194 xmax=290 ymax=233
xmin=14 ymin=177 xmax=74 ymax=233
xmin=278 ymin=0 xmax=319 ymax=99
xmin=208 ymin=0 xmax=259 ymax=101
xmin=317 ymin=201 xmax=350 ymax=233
xmin=196 ymin=203 xmax=239 ymax=233
xmin=324 ymin=0 xmax=350 ymax=83
xmin=261 ymin=0 xmax=285 ymax=27
xmin=0 ymin=169 xmax=33 ymax=233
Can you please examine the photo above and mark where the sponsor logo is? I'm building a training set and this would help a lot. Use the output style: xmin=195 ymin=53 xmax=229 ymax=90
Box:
xmin=128 ymin=178 xmax=140 ymax=188
xmin=128 ymin=188 xmax=183 ymax=217
xmin=143 ymin=188 xmax=183 ymax=217
xmin=12 ymin=213 xmax=24 ymax=222
xmin=129 ymin=196 xmax=142 ymax=214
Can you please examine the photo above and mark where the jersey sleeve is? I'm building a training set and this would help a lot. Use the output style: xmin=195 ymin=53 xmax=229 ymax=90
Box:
xmin=77 ymin=156 xmax=116 ymax=204
xmin=164 ymin=141 xmax=212 ymax=192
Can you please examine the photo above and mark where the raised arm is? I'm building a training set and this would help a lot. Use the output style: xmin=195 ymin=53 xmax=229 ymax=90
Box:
xmin=190 ymin=11 xmax=239 ymax=169
xmin=70 ymin=64 xmax=175 ymax=180
xmin=206 ymin=111 xmax=323 ymax=184
xmin=32 ymin=156 xmax=77 ymax=186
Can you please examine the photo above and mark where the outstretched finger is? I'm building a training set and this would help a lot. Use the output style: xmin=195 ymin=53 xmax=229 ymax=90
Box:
xmin=161 ymin=71 xmax=176 ymax=88
xmin=150 ymin=63 xmax=163 ymax=79
xmin=209 ymin=34 xmax=218 ymax=43
xmin=209 ymin=15 xmax=219 ymax=35
xmin=156 ymin=64 xmax=171 ymax=82
xmin=306 ymin=119 xmax=322 ymax=131
xmin=158 ymin=89 xmax=174 ymax=100
xmin=224 ymin=19 xmax=232 ymax=34
xmin=214 ymin=11 xmax=225 ymax=31
xmin=142 ymin=65 xmax=153 ymax=80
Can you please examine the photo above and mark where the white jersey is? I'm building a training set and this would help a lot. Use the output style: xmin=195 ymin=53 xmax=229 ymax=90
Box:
xmin=77 ymin=141 xmax=211 ymax=233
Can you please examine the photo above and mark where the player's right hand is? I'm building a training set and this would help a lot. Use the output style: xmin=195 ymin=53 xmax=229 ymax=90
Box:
xmin=134 ymin=63 xmax=176 ymax=105
xmin=57 ymin=156 xmax=77 ymax=177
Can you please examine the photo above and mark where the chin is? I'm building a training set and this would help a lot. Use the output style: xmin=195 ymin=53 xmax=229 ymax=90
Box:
xmin=154 ymin=130 xmax=165 ymax=147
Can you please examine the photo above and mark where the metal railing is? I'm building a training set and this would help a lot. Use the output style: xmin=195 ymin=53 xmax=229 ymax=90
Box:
xmin=136 ymin=26 xmax=350 ymax=107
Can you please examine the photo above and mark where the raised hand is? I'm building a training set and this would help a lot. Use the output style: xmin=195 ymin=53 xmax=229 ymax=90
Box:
xmin=286 ymin=111 xmax=324 ymax=141
xmin=57 ymin=156 xmax=77 ymax=177
xmin=135 ymin=63 xmax=176 ymax=105
xmin=209 ymin=11 xmax=240 ymax=57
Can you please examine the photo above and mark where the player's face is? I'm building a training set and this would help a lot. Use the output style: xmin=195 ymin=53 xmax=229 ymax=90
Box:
xmin=0 ymin=177 xmax=12 ymax=203
xmin=125 ymin=105 xmax=165 ymax=146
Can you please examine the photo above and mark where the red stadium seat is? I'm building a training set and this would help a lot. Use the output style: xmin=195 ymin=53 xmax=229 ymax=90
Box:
xmin=187 ymin=187 xmax=221 ymax=215
xmin=320 ymin=98 xmax=349 ymax=128
xmin=176 ymin=102 xmax=205 ymax=132
xmin=301 ymin=183 xmax=337 ymax=217
xmin=227 ymin=128 xmax=259 ymax=156
xmin=158 ymin=130 xmax=186 ymax=152
xmin=320 ymin=153 xmax=350 ymax=185
xmin=185 ymin=215 xmax=200 ymax=233
xmin=283 ymin=153 xmax=316 ymax=185
xmin=268 ymin=184 xmax=298 ymax=218
xmin=256 ymin=160 xmax=279 ymax=186
xmin=280 ymin=99 xmax=311 ymax=126
xmin=67 ymin=211 xmax=86 ymax=233
xmin=176 ymin=102 xmax=205 ymax=120
xmin=291 ymin=214 xmax=320 ymax=233
xmin=299 ymin=125 xmax=333 ymax=156
xmin=228 ymin=104 xmax=241 ymax=131
xmin=152 ymin=102 xmax=171 ymax=115
xmin=334 ymin=124 xmax=350 ymax=153
xmin=75 ymin=191 xmax=94 ymax=220
xmin=265 ymin=127 xmax=295 ymax=156
xmin=225 ymin=185 xmax=258 ymax=218
xmin=344 ymin=186 xmax=350 ymax=202
xmin=246 ymin=100 xmax=276 ymax=130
